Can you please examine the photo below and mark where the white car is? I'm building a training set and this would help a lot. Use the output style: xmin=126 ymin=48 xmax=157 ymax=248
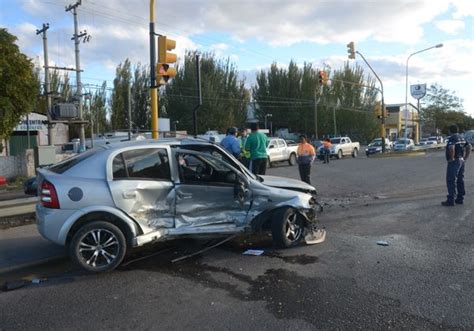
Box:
xmin=427 ymin=137 xmax=439 ymax=145
xmin=393 ymin=138 xmax=415 ymax=151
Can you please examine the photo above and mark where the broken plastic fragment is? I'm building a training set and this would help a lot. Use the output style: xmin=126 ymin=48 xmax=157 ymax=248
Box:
xmin=376 ymin=240 xmax=389 ymax=246
xmin=305 ymin=229 xmax=326 ymax=245
xmin=243 ymin=249 xmax=264 ymax=256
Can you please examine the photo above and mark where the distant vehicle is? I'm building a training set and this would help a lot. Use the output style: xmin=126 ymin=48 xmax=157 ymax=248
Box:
xmin=427 ymin=137 xmax=439 ymax=145
xmin=365 ymin=140 xmax=389 ymax=156
xmin=393 ymin=138 xmax=415 ymax=151
xmin=465 ymin=130 xmax=474 ymax=144
xmin=267 ymin=138 xmax=299 ymax=167
xmin=419 ymin=138 xmax=429 ymax=146
xmin=368 ymin=138 xmax=393 ymax=150
xmin=198 ymin=130 xmax=226 ymax=143
xmin=328 ymin=137 xmax=360 ymax=159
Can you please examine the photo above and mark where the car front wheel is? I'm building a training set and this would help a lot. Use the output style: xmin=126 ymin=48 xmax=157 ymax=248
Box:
xmin=272 ymin=208 xmax=304 ymax=248
xmin=69 ymin=221 xmax=127 ymax=272
xmin=337 ymin=149 xmax=343 ymax=159
xmin=288 ymin=153 xmax=297 ymax=166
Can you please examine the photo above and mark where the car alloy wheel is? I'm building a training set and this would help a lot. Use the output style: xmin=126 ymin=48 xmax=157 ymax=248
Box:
xmin=288 ymin=153 xmax=297 ymax=166
xmin=70 ymin=221 xmax=126 ymax=272
xmin=272 ymin=208 xmax=304 ymax=248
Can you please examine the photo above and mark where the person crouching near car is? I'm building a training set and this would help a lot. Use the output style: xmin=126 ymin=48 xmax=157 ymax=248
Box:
xmin=297 ymin=135 xmax=316 ymax=185
xmin=322 ymin=138 xmax=332 ymax=163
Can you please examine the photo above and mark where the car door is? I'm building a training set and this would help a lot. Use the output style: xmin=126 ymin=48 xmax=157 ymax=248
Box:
xmin=267 ymin=139 xmax=279 ymax=162
xmin=276 ymin=139 xmax=287 ymax=161
xmin=172 ymin=149 xmax=252 ymax=230
xmin=108 ymin=147 xmax=175 ymax=230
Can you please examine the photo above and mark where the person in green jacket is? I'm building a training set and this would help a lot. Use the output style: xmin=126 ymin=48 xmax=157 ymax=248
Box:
xmin=238 ymin=127 xmax=251 ymax=168
xmin=245 ymin=122 xmax=269 ymax=175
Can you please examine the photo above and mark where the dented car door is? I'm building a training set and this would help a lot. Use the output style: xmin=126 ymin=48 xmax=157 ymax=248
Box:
xmin=108 ymin=147 xmax=175 ymax=229
xmin=172 ymin=149 xmax=252 ymax=229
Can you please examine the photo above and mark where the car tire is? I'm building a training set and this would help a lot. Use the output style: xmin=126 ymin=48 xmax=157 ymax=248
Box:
xmin=271 ymin=208 xmax=304 ymax=248
xmin=352 ymin=148 xmax=358 ymax=158
xmin=267 ymin=157 xmax=272 ymax=168
xmin=288 ymin=153 xmax=297 ymax=166
xmin=337 ymin=149 xmax=343 ymax=159
xmin=366 ymin=153 xmax=369 ymax=157
xmin=69 ymin=221 xmax=127 ymax=273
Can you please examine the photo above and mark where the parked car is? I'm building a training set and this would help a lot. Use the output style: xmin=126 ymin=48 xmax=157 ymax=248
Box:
xmin=419 ymin=138 xmax=429 ymax=146
xmin=365 ymin=141 xmax=386 ymax=156
xmin=266 ymin=138 xmax=299 ymax=167
xmin=328 ymin=137 xmax=360 ymax=159
xmin=427 ymin=137 xmax=439 ymax=145
xmin=23 ymin=176 xmax=38 ymax=196
xmin=393 ymin=138 xmax=415 ymax=151
xmin=36 ymin=139 xmax=323 ymax=272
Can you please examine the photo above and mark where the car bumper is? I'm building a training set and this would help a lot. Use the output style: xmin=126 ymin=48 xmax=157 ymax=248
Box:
xmin=36 ymin=204 xmax=76 ymax=246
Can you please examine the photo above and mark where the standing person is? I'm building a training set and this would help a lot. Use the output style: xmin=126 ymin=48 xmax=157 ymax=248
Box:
xmin=245 ymin=122 xmax=269 ymax=175
xmin=220 ymin=127 xmax=241 ymax=158
xmin=442 ymin=125 xmax=471 ymax=206
xmin=238 ymin=127 xmax=251 ymax=168
xmin=296 ymin=135 xmax=316 ymax=185
xmin=322 ymin=138 xmax=332 ymax=164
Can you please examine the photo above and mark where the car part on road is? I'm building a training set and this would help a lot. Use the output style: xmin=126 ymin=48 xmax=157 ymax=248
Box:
xmin=304 ymin=228 xmax=326 ymax=245
xmin=69 ymin=221 xmax=127 ymax=272
xmin=271 ymin=208 xmax=304 ymax=248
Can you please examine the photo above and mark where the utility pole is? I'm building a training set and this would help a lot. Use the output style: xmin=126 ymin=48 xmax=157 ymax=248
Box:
xmin=314 ymin=92 xmax=318 ymax=139
xmin=66 ymin=0 xmax=88 ymax=152
xmin=36 ymin=23 xmax=53 ymax=146
xmin=128 ymin=84 xmax=132 ymax=141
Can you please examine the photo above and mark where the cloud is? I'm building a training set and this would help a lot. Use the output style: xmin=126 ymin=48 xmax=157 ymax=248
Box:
xmin=435 ymin=19 xmax=465 ymax=34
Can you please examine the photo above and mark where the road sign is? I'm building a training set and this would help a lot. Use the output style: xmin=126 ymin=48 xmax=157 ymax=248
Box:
xmin=410 ymin=84 xmax=426 ymax=100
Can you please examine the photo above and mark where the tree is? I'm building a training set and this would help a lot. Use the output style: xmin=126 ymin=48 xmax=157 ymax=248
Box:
xmin=422 ymin=83 xmax=472 ymax=134
xmin=131 ymin=63 xmax=150 ymax=131
xmin=162 ymin=51 xmax=249 ymax=133
xmin=252 ymin=61 xmax=379 ymax=142
xmin=0 ymin=28 xmax=39 ymax=140
xmin=110 ymin=59 xmax=132 ymax=130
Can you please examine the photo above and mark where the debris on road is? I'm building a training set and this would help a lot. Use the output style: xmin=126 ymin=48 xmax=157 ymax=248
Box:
xmin=1 ymin=279 xmax=28 ymax=291
xmin=376 ymin=240 xmax=389 ymax=246
xmin=243 ymin=249 xmax=264 ymax=256
xmin=305 ymin=229 xmax=326 ymax=245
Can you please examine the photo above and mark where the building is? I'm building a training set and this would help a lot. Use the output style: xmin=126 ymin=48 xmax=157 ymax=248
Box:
xmin=385 ymin=103 xmax=420 ymax=142
xmin=2 ymin=112 xmax=69 ymax=156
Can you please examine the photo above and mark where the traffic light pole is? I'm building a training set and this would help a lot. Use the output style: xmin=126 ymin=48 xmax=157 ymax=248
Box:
xmin=355 ymin=51 xmax=386 ymax=153
xmin=150 ymin=0 xmax=159 ymax=139
xmin=192 ymin=54 xmax=202 ymax=138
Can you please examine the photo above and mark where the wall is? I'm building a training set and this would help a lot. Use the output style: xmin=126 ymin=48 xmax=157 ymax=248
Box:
xmin=0 ymin=149 xmax=35 ymax=179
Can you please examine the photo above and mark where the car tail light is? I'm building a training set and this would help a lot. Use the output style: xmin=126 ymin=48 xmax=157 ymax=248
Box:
xmin=40 ymin=180 xmax=60 ymax=209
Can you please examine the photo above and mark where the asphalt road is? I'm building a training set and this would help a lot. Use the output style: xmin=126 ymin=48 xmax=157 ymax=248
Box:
xmin=1 ymin=151 xmax=473 ymax=330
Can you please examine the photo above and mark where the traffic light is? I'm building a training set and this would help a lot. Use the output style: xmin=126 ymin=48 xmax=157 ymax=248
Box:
xmin=318 ymin=70 xmax=329 ymax=86
xmin=374 ymin=101 xmax=382 ymax=119
xmin=347 ymin=41 xmax=355 ymax=59
xmin=157 ymin=35 xmax=177 ymax=85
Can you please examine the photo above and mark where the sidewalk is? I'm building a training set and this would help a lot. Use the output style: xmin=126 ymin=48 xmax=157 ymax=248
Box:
xmin=0 ymin=224 xmax=66 ymax=273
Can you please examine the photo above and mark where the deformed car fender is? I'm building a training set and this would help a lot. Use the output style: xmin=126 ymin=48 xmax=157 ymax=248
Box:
xmin=57 ymin=205 xmax=141 ymax=246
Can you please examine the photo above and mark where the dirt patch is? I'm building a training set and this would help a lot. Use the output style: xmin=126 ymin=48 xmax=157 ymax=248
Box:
xmin=0 ymin=213 xmax=35 ymax=230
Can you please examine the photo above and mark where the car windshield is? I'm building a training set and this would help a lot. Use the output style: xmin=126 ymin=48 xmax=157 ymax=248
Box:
xmin=371 ymin=142 xmax=382 ymax=147
xmin=397 ymin=139 xmax=409 ymax=144
xmin=330 ymin=138 xmax=341 ymax=144
xmin=48 ymin=149 xmax=100 ymax=174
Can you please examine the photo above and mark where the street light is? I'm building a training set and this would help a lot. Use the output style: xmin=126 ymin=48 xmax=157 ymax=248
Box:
xmin=404 ymin=43 xmax=443 ymax=143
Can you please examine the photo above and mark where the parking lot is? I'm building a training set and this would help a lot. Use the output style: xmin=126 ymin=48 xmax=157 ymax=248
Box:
xmin=1 ymin=151 xmax=473 ymax=329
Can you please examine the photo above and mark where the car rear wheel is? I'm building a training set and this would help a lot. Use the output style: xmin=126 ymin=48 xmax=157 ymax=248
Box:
xmin=337 ymin=149 xmax=343 ymax=159
xmin=288 ymin=153 xmax=297 ymax=166
xmin=352 ymin=148 xmax=358 ymax=158
xmin=69 ymin=221 xmax=126 ymax=273
xmin=272 ymin=208 xmax=304 ymax=248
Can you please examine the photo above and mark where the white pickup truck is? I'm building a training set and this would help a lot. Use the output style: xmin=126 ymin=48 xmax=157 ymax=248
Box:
xmin=267 ymin=138 xmax=298 ymax=167
xmin=329 ymin=137 xmax=360 ymax=159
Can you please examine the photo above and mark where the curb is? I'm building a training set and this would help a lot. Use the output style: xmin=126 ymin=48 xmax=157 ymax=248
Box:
xmin=369 ymin=151 xmax=426 ymax=158
xmin=0 ymin=255 xmax=67 ymax=275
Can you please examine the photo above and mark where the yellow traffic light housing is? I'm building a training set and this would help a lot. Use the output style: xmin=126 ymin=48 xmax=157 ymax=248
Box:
xmin=157 ymin=35 xmax=177 ymax=85
xmin=374 ymin=101 xmax=382 ymax=118
xmin=347 ymin=41 xmax=356 ymax=59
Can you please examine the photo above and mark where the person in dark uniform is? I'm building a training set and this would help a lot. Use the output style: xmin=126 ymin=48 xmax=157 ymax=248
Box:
xmin=442 ymin=125 xmax=471 ymax=206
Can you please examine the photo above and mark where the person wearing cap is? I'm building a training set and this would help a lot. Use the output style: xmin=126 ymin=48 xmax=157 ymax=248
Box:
xmin=238 ymin=128 xmax=251 ymax=168
xmin=296 ymin=134 xmax=316 ymax=185
xmin=221 ymin=127 xmax=241 ymax=158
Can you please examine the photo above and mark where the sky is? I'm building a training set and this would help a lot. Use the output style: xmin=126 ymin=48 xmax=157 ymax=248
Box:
xmin=1 ymin=0 xmax=473 ymax=116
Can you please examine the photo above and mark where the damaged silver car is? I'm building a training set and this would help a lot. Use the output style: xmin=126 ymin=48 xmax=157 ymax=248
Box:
xmin=36 ymin=139 xmax=324 ymax=272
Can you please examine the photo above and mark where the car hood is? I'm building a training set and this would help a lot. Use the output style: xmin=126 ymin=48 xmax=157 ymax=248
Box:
xmin=259 ymin=175 xmax=316 ymax=192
